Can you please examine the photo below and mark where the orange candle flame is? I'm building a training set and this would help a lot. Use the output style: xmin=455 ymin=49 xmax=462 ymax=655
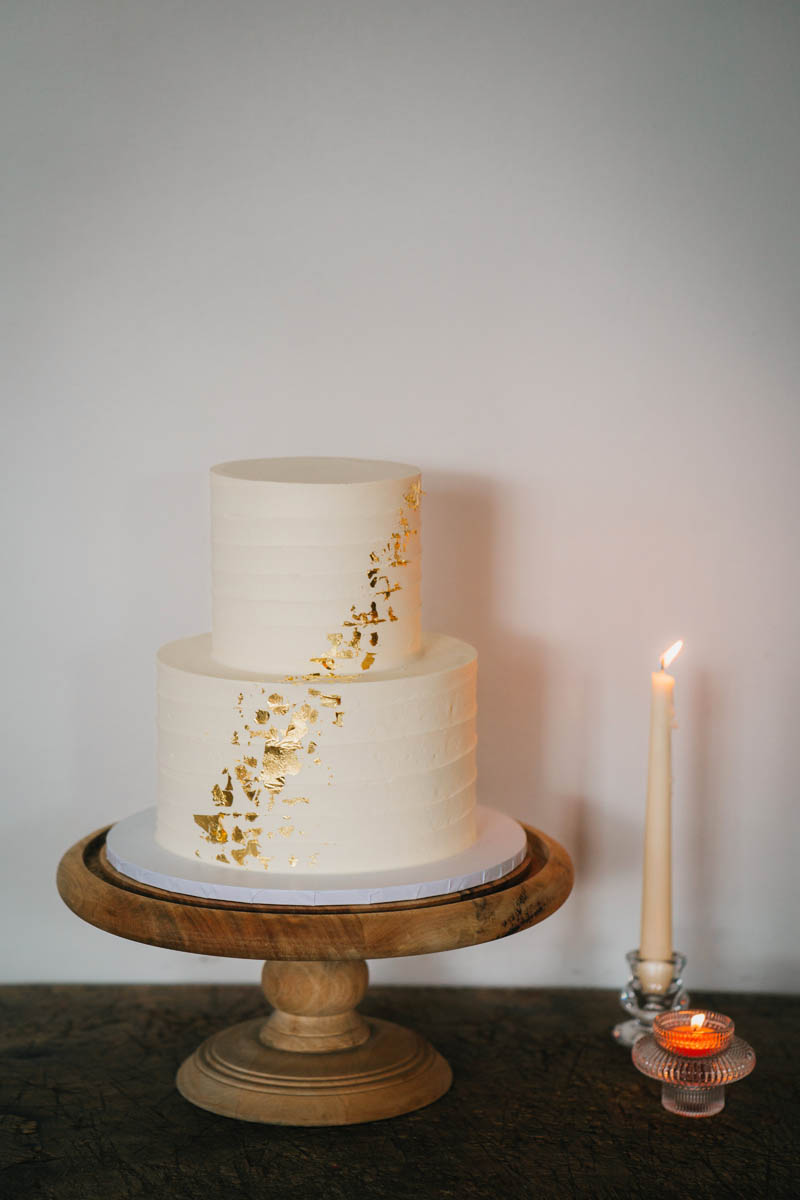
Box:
xmin=690 ymin=1012 xmax=706 ymax=1030
xmin=660 ymin=640 xmax=684 ymax=671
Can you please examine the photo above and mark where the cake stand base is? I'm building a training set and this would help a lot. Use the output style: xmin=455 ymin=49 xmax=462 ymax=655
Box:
xmin=57 ymin=822 xmax=573 ymax=1126
xmin=178 ymin=1016 xmax=450 ymax=1126
xmin=177 ymin=958 xmax=451 ymax=1126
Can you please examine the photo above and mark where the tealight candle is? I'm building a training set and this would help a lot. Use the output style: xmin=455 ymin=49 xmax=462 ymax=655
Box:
xmin=653 ymin=1010 xmax=733 ymax=1058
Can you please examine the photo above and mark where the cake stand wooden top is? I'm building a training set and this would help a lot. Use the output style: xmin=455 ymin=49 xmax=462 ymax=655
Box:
xmin=57 ymin=823 xmax=573 ymax=961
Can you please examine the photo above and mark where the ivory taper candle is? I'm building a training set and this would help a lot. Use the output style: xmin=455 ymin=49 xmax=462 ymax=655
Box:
xmin=638 ymin=639 xmax=683 ymax=993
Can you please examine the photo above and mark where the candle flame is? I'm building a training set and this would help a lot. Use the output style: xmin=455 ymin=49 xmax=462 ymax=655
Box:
xmin=660 ymin=639 xmax=684 ymax=671
xmin=690 ymin=1013 xmax=706 ymax=1030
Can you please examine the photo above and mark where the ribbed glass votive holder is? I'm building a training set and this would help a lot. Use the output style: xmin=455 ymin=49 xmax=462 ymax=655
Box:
xmin=633 ymin=1009 xmax=755 ymax=1117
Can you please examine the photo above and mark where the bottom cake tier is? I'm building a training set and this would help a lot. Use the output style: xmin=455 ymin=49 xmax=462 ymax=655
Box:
xmin=156 ymin=633 xmax=477 ymax=875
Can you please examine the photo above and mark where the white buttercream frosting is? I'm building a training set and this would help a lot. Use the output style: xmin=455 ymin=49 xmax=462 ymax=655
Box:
xmin=210 ymin=457 xmax=422 ymax=676
xmin=156 ymin=633 xmax=477 ymax=874
xmin=154 ymin=457 xmax=479 ymax=875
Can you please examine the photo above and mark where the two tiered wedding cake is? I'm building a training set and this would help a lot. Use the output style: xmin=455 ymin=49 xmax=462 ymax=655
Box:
xmin=155 ymin=458 xmax=479 ymax=875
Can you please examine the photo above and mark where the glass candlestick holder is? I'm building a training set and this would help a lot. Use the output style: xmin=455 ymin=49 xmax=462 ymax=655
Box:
xmin=633 ymin=1009 xmax=756 ymax=1117
xmin=612 ymin=949 xmax=690 ymax=1047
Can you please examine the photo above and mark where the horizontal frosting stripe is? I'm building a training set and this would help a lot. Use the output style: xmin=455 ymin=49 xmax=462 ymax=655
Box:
xmin=156 ymin=807 xmax=476 ymax=875
xmin=157 ymin=761 xmax=476 ymax=823
xmin=212 ymin=515 xmax=420 ymax=548
xmin=211 ymin=542 xmax=419 ymax=575
xmin=210 ymin=589 xmax=419 ymax=618
xmin=159 ymin=726 xmax=477 ymax=782
xmin=212 ymin=564 xmax=421 ymax=597
xmin=158 ymin=693 xmax=477 ymax=746
xmin=157 ymin=795 xmax=476 ymax=856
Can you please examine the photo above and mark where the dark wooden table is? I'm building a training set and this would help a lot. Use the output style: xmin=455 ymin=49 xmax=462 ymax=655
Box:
xmin=1 ymin=985 xmax=796 ymax=1199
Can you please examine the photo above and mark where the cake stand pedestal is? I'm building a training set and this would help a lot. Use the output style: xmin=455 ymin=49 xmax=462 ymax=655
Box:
xmin=57 ymin=823 xmax=573 ymax=1126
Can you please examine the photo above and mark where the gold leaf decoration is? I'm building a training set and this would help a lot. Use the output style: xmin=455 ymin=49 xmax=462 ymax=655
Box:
xmin=194 ymin=813 xmax=227 ymax=843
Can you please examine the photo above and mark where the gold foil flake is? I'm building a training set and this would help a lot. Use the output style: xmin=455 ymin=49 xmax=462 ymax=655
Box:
xmin=388 ymin=605 xmax=398 ymax=621
xmin=278 ymin=824 xmax=295 ymax=838
xmin=194 ymin=814 xmax=227 ymax=843
xmin=245 ymin=812 xmax=258 ymax=821
xmin=345 ymin=600 xmax=384 ymax=627
xmin=310 ymin=656 xmax=336 ymax=671
xmin=235 ymin=762 xmax=261 ymax=806
xmin=216 ymin=853 xmax=229 ymax=863
xmin=256 ymin=705 xmax=313 ymax=797
xmin=370 ymin=631 xmax=379 ymax=646
xmin=258 ymin=856 xmax=272 ymax=870
xmin=232 ymin=825 xmax=244 ymax=843
xmin=308 ymin=852 xmax=320 ymax=866
xmin=195 ymin=850 xmax=200 ymax=858
xmin=211 ymin=772 xmax=234 ymax=808
xmin=282 ymin=796 xmax=309 ymax=806
xmin=327 ymin=633 xmax=344 ymax=648
xmin=307 ymin=741 xmax=317 ymax=754
xmin=255 ymin=710 xmax=269 ymax=725
xmin=313 ymin=757 xmax=321 ymax=764
xmin=231 ymin=731 xmax=239 ymax=745
xmin=369 ymin=551 xmax=379 ymax=562
xmin=244 ymin=756 xmax=258 ymax=768
xmin=242 ymin=724 xmax=269 ymax=740
xmin=361 ymin=652 xmax=375 ymax=670
xmin=403 ymin=479 xmax=423 ymax=509
xmin=268 ymin=693 xmax=290 ymax=715
xmin=332 ymin=712 xmax=344 ymax=727
xmin=288 ymin=855 xmax=298 ymax=868
xmin=260 ymin=744 xmax=300 ymax=793
xmin=231 ymin=839 xmax=260 ymax=866
xmin=309 ymin=690 xmax=341 ymax=708
xmin=375 ymin=575 xmax=400 ymax=599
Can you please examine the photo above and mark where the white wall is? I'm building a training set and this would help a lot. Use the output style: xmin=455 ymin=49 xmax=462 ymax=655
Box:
xmin=3 ymin=1 xmax=799 ymax=992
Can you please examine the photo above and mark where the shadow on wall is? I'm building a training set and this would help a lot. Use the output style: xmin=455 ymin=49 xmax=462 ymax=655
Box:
xmin=423 ymin=472 xmax=587 ymax=925
xmin=421 ymin=470 xmax=641 ymax=962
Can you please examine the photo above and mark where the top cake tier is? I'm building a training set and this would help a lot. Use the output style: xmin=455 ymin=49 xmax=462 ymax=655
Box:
xmin=211 ymin=457 xmax=423 ymax=676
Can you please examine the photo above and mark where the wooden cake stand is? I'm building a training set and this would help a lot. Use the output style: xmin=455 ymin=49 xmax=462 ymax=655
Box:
xmin=57 ymin=823 xmax=573 ymax=1126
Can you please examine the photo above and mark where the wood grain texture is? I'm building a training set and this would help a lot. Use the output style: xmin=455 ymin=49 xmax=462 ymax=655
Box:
xmin=177 ymin=1014 xmax=452 ymax=1126
xmin=55 ymin=824 xmax=573 ymax=961
xmin=1 ymin=986 xmax=796 ymax=1199
xmin=259 ymin=961 xmax=371 ymax=1052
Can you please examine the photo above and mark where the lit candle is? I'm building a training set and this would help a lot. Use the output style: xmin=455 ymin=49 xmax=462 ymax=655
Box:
xmin=652 ymin=1010 xmax=734 ymax=1058
xmin=638 ymin=639 xmax=683 ymax=993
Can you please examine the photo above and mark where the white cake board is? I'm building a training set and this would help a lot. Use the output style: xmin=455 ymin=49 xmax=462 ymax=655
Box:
xmin=106 ymin=805 xmax=528 ymax=907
